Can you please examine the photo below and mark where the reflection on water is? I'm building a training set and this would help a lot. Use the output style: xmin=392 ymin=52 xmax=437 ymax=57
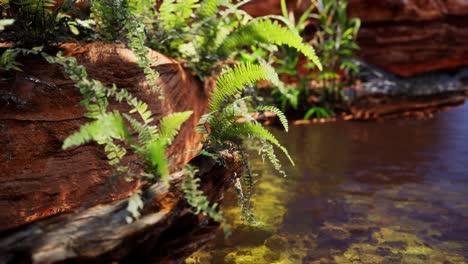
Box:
xmin=188 ymin=104 xmax=468 ymax=264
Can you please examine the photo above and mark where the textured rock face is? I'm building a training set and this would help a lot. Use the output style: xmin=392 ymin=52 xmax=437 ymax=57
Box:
xmin=0 ymin=152 xmax=242 ymax=263
xmin=242 ymin=0 xmax=468 ymax=76
xmin=0 ymin=43 xmax=207 ymax=231
xmin=349 ymin=0 xmax=468 ymax=76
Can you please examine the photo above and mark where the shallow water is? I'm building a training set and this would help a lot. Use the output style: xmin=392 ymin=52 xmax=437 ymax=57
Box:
xmin=187 ymin=104 xmax=468 ymax=264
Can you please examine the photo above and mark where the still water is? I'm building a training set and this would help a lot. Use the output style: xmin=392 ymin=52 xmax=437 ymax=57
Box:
xmin=188 ymin=104 xmax=468 ymax=264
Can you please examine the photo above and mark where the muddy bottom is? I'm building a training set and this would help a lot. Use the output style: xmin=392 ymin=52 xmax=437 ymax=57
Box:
xmin=187 ymin=103 xmax=468 ymax=263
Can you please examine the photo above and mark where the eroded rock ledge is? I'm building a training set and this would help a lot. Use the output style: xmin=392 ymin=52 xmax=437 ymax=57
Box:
xmin=348 ymin=63 xmax=468 ymax=120
xmin=0 ymin=151 xmax=242 ymax=264
xmin=0 ymin=42 xmax=207 ymax=231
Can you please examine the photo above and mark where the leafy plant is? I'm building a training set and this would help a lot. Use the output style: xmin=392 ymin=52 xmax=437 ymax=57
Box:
xmin=310 ymin=0 xmax=361 ymax=101
xmin=182 ymin=164 xmax=230 ymax=236
xmin=304 ymin=106 xmax=334 ymax=119
xmin=196 ymin=62 xmax=294 ymax=221
xmin=150 ymin=0 xmax=322 ymax=77
xmin=268 ymin=0 xmax=360 ymax=117
xmin=1 ymin=0 xmax=90 ymax=46
xmin=44 ymin=52 xmax=192 ymax=221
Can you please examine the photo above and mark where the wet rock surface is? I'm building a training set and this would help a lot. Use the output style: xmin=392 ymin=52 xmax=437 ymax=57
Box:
xmin=0 ymin=42 xmax=208 ymax=231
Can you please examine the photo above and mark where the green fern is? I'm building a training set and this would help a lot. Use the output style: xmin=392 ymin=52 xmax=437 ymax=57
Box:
xmin=256 ymin=105 xmax=289 ymax=132
xmin=218 ymin=19 xmax=322 ymax=70
xmin=198 ymin=63 xmax=294 ymax=177
xmin=62 ymin=111 xmax=129 ymax=149
xmin=159 ymin=0 xmax=200 ymax=30
xmin=182 ymin=164 xmax=230 ymax=236
xmin=125 ymin=18 xmax=161 ymax=93
xmin=159 ymin=111 xmax=193 ymax=143
xmin=45 ymin=52 xmax=192 ymax=220
xmin=197 ymin=0 xmax=219 ymax=19
xmin=209 ymin=62 xmax=280 ymax=112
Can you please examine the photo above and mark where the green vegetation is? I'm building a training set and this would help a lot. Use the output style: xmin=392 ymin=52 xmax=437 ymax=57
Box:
xmin=43 ymin=53 xmax=192 ymax=221
xmin=1 ymin=0 xmax=311 ymax=230
xmin=265 ymin=0 xmax=360 ymax=119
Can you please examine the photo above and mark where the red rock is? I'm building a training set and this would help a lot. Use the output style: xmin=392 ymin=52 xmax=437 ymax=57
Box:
xmin=242 ymin=0 xmax=468 ymax=76
xmin=349 ymin=0 xmax=468 ymax=76
xmin=0 ymin=42 xmax=208 ymax=231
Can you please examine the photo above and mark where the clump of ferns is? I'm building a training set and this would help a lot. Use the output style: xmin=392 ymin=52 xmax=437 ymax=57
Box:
xmin=152 ymin=0 xmax=322 ymax=77
xmin=196 ymin=62 xmax=294 ymax=222
xmin=1 ymin=0 xmax=94 ymax=46
xmin=43 ymin=52 xmax=193 ymax=223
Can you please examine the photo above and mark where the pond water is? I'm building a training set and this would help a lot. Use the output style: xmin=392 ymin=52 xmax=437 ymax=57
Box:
xmin=187 ymin=104 xmax=468 ymax=264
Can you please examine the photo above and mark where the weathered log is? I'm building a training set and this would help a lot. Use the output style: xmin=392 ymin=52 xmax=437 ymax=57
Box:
xmin=0 ymin=42 xmax=208 ymax=231
xmin=0 ymin=151 xmax=242 ymax=264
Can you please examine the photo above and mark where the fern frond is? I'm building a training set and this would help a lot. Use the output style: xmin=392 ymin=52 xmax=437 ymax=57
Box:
xmin=218 ymin=19 xmax=322 ymax=70
xmin=209 ymin=63 xmax=280 ymax=112
xmin=159 ymin=0 xmax=200 ymax=30
xmin=236 ymin=122 xmax=294 ymax=166
xmin=146 ymin=138 xmax=169 ymax=183
xmin=126 ymin=19 xmax=161 ymax=93
xmin=256 ymin=105 xmax=289 ymax=132
xmin=259 ymin=142 xmax=286 ymax=177
xmin=159 ymin=111 xmax=193 ymax=143
xmin=195 ymin=112 xmax=215 ymax=134
xmin=62 ymin=111 xmax=129 ymax=149
xmin=123 ymin=114 xmax=158 ymax=146
xmin=197 ymin=0 xmax=219 ymax=19
xmin=182 ymin=165 xmax=230 ymax=236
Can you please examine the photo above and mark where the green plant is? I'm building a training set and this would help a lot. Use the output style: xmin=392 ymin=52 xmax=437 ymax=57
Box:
xmin=150 ymin=0 xmax=322 ymax=77
xmin=304 ymin=106 xmax=334 ymax=119
xmin=266 ymin=0 xmax=360 ymax=117
xmin=196 ymin=62 xmax=294 ymax=221
xmin=1 ymin=0 xmax=91 ymax=46
xmin=43 ymin=52 xmax=192 ymax=221
xmin=182 ymin=164 xmax=230 ymax=235
xmin=1 ymin=0 xmax=305 ymax=233
xmin=310 ymin=0 xmax=361 ymax=101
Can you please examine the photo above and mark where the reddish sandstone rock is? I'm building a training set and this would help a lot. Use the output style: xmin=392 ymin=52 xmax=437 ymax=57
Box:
xmin=242 ymin=0 xmax=468 ymax=76
xmin=0 ymin=42 xmax=207 ymax=231
xmin=349 ymin=0 xmax=468 ymax=76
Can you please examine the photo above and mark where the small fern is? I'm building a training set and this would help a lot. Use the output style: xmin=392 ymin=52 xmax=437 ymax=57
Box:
xmin=125 ymin=18 xmax=161 ymax=93
xmin=209 ymin=62 xmax=280 ymax=112
xmin=44 ymin=52 xmax=192 ymax=220
xmin=182 ymin=164 xmax=230 ymax=236
xmin=62 ymin=111 xmax=129 ymax=149
xmin=218 ymin=19 xmax=323 ymax=71
xmin=159 ymin=111 xmax=193 ymax=143
xmin=256 ymin=105 xmax=289 ymax=132
xmin=198 ymin=63 xmax=294 ymax=177
xmin=197 ymin=0 xmax=219 ymax=19
xmin=159 ymin=0 xmax=200 ymax=30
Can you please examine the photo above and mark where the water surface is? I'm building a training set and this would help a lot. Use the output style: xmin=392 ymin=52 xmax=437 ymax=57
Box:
xmin=188 ymin=104 xmax=468 ymax=263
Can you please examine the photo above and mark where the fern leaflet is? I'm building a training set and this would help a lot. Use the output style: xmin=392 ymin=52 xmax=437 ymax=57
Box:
xmin=218 ymin=19 xmax=322 ymax=70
